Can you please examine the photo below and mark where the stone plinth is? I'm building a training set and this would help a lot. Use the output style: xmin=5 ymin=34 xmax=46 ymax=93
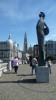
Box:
xmin=36 ymin=66 xmax=49 ymax=83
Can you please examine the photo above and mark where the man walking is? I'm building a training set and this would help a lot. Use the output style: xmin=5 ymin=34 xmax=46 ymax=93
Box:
xmin=32 ymin=57 xmax=37 ymax=75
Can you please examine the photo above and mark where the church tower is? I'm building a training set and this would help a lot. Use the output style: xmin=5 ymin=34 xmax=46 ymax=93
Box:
xmin=23 ymin=32 xmax=28 ymax=53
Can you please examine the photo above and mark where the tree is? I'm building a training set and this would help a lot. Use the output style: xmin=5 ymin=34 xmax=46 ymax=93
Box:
xmin=45 ymin=55 xmax=55 ymax=61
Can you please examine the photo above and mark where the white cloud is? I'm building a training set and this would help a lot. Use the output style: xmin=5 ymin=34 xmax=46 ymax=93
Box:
xmin=0 ymin=1 xmax=23 ymax=21
xmin=0 ymin=0 xmax=36 ymax=21
xmin=46 ymin=3 xmax=56 ymax=16
xmin=0 ymin=0 xmax=56 ymax=22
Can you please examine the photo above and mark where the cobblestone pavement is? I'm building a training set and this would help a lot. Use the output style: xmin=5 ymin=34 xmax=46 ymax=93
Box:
xmin=0 ymin=64 xmax=56 ymax=100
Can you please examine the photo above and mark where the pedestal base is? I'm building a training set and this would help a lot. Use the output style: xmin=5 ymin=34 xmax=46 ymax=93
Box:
xmin=36 ymin=66 xmax=49 ymax=83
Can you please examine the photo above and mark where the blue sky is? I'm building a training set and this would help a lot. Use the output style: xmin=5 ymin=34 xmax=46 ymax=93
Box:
xmin=0 ymin=0 xmax=56 ymax=50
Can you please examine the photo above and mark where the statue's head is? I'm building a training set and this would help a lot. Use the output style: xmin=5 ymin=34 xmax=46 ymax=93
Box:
xmin=39 ymin=12 xmax=45 ymax=19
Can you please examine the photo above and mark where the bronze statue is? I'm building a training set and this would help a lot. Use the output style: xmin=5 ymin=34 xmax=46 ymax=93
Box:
xmin=36 ymin=12 xmax=49 ymax=66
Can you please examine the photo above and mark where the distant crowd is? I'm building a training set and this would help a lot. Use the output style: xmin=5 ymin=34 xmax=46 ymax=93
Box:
xmin=11 ymin=56 xmax=52 ymax=75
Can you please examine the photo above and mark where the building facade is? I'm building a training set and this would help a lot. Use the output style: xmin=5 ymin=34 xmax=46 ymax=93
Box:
xmin=33 ymin=44 xmax=39 ymax=59
xmin=0 ymin=35 xmax=19 ymax=70
xmin=33 ymin=44 xmax=47 ymax=60
xmin=46 ymin=40 xmax=56 ymax=57
xmin=28 ymin=45 xmax=33 ymax=56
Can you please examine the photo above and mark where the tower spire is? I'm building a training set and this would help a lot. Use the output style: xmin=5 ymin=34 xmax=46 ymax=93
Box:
xmin=23 ymin=32 xmax=28 ymax=53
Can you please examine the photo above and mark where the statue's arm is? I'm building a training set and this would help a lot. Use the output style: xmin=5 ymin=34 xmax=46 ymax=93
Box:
xmin=44 ymin=22 xmax=48 ymax=28
xmin=44 ymin=22 xmax=49 ymax=34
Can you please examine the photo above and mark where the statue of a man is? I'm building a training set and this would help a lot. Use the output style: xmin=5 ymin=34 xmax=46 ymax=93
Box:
xmin=36 ymin=12 xmax=49 ymax=66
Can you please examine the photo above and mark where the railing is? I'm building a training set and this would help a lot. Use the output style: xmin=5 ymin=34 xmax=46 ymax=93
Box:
xmin=0 ymin=62 xmax=8 ymax=77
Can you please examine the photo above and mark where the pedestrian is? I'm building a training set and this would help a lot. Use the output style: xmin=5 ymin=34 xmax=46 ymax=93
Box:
xmin=29 ymin=56 xmax=32 ymax=66
xmin=32 ymin=57 xmax=37 ymax=75
xmin=12 ymin=56 xmax=19 ymax=74
xmin=48 ymin=60 xmax=52 ymax=74
xmin=11 ymin=59 xmax=14 ymax=69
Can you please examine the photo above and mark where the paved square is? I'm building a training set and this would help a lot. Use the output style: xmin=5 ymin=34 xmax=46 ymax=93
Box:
xmin=0 ymin=64 xmax=56 ymax=100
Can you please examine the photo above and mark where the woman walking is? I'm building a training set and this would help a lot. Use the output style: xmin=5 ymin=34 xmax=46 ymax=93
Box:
xmin=12 ymin=56 xmax=19 ymax=74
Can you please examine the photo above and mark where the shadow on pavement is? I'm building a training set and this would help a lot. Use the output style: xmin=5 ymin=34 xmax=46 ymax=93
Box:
xmin=3 ymin=72 xmax=15 ymax=74
xmin=17 ymin=74 xmax=32 ymax=76
xmin=0 ymin=81 xmax=18 ymax=83
xmin=18 ymin=78 xmax=36 ymax=83
xmin=0 ymin=79 xmax=36 ymax=83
